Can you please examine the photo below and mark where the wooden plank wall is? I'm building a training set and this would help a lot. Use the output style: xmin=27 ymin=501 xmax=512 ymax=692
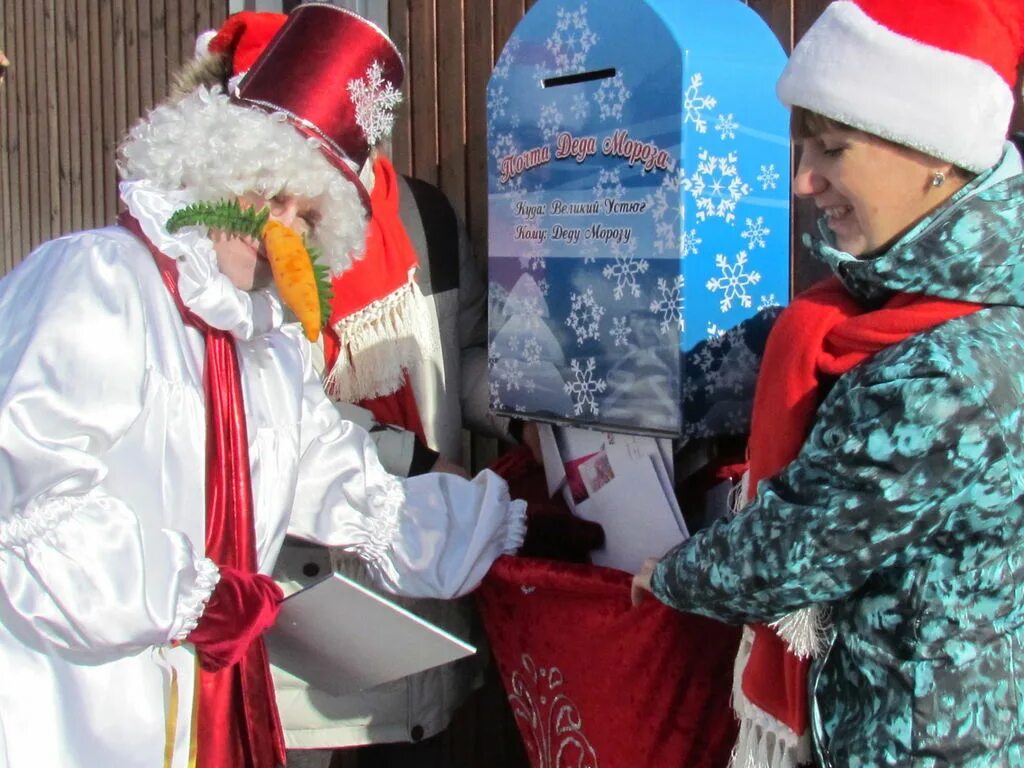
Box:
xmin=0 ymin=0 xmax=230 ymax=275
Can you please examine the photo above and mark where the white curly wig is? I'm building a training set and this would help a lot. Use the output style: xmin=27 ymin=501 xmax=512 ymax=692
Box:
xmin=117 ymin=85 xmax=369 ymax=275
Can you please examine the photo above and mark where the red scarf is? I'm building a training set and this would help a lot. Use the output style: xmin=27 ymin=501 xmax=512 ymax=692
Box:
xmin=328 ymin=155 xmax=419 ymax=327
xmin=119 ymin=213 xmax=286 ymax=768
xmin=736 ymin=276 xmax=981 ymax=758
xmin=323 ymin=155 xmax=427 ymax=441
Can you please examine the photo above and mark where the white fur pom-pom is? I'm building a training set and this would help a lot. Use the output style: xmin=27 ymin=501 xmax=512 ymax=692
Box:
xmin=194 ymin=30 xmax=217 ymax=60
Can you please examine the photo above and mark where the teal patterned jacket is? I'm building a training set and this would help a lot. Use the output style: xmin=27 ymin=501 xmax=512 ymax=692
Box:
xmin=652 ymin=143 xmax=1024 ymax=767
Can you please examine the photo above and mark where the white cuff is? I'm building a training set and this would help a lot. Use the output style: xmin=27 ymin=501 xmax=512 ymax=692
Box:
xmin=503 ymin=499 xmax=528 ymax=555
xmin=171 ymin=557 xmax=221 ymax=642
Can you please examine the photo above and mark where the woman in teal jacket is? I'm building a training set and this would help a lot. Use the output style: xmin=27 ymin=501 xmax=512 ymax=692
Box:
xmin=633 ymin=1 xmax=1024 ymax=765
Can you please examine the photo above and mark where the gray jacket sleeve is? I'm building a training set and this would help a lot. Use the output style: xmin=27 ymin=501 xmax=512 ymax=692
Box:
xmin=310 ymin=338 xmax=421 ymax=478
xmin=456 ymin=215 xmax=513 ymax=441
xmin=331 ymin=402 xmax=417 ymax=477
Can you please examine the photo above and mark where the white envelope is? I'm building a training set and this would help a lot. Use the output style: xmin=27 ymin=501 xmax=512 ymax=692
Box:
xmin=552 ymin=428 xmax=688 ymax=577
xmin=265 ymin=572 xmax=476 ymax=695
xmin=537 ymin=421 xmax=567 ymax=498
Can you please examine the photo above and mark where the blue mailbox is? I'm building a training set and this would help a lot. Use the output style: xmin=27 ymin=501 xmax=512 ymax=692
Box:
xmin=487 ymin=0 xmax=791 ymax=437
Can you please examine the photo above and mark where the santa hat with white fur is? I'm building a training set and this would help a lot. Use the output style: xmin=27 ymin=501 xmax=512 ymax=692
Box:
xmin=777 ymin=0 xmax=1024 ymax=173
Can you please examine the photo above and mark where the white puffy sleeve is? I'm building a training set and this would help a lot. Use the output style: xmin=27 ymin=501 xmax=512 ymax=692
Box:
xmin=0 ymin=232 xmax=217 ymax=656
xmin=288 ymin=355 xmax=526 ymax=599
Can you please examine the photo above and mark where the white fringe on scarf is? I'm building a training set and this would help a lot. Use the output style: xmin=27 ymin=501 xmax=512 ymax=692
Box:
xmin=770 ymin=605 xmax=832 ymax=661
xmin=324 ymin=278 xmax=438 ymax=402
xmin=727 ymin=469 xmax=831 ymax=767
xmin=729 ymin=627 xmax=812 ymax=768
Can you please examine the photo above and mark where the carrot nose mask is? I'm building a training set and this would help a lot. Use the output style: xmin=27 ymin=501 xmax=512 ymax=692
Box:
xmin=166 ymin=199 xmax=332 ymax=341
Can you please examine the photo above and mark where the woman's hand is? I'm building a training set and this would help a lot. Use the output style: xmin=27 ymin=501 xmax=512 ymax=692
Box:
xmin=631 ymin=557 xmax=659 ymax=607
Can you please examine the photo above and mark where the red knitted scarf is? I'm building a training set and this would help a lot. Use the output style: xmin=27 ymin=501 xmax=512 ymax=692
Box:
xmin=736 ymin=276 xmax=981 ymax=759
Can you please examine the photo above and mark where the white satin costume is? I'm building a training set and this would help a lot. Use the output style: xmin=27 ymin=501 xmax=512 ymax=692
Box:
xmin=0 ymin=180 xmax=526 ymax=768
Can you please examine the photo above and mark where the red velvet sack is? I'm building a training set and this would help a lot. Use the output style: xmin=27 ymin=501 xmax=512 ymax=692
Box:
xmin=476 ymin=556 xmax=740 ymax=768
xmin=481 ymin=446 xmax=740 ymax=766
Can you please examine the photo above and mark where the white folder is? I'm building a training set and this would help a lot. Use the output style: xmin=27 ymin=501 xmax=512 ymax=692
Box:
xmin=265 ymin=571 xmax=476 ymax=695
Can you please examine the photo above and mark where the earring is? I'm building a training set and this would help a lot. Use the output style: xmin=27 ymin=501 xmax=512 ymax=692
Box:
xmin=931 ymin=171 xmax=946 ymax=188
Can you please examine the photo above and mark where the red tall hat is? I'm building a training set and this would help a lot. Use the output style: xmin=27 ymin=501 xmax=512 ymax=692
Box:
xmin=225 ymin=4 xmax=404 ymax=211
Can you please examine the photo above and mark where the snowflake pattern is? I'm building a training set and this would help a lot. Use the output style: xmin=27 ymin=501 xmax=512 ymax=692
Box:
xmin=715 ymin=113 xmax=739 ymax=140
xmin=706 ymin=322 xmax=725 ymax=339
xmin=740 ymin=216 xmax=771 ymax=250
xmin=522 ymin=337 xmax=543 ymax=365
xmin=512 ymin=194 xmax=549 ymax=273
xmin=566 ymin=287 xmax=605 ymax=344
xmin=502 ymin=172 xmax=528 ymax=204
xmin=518 ymin=243 xmax=547 ymax=273
xmin=601 ymin=240 xmax=649 ymax=300
xmin=680 ymin=228 xmax=702 ymax=257
xmin=486 ymin=16 xmax=790 ymax=432
xmin=706 ymin=251 xmax=762 ymax=312
xmin=571 ymin=92 xmax=589 ymax=121
xmin=491 ymin=132 xmax=519 ymax=163
xmin=610 ymin=316 xmax=632 ymax=347
xmin=595 ymin=71 xmax=630 ymax=121
xmin=487 ymin=85 xmax=509 ymax=122
xmin=494 ymin=358 xmax=525 ymax=391
xmin=592 ymin=168 xmax=625 ymax=201
xmin=644 ymin=167 xmax=686 ymax=255
xmin=682 ymin=150 xmax=751 ymax=224
xmin=683 ymin=73 xmax=718 ymax=134
xmin=492 ymin=35 xmax=521 ymax=81
xmin=488 ymin=281 xmax=509 ymax=312
xmin=563 ymin=357 xmax=607 ymax=416
xmin=546 ymin=4 xmax=598 ymax=73
xmin=503 ymin=290 xmax=544 ymax=321
xmin=759 ymin=294 xmax=782 ymax=311
xmin=649 ymin=275 xmax=685 ymax=334
xmin=347 ymin=60 xmax=403 ymax=147
xmin=538 ymin=103 xmax=563 ymax=143
xmin=758 ymin=163 xmax=781 ymax=191
xmin=692 ymin=322 xmax=760 ymax=399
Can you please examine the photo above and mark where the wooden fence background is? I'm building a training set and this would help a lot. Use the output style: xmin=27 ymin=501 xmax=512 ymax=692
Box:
xmin=0 ymin=0 xmax=231 ymax=274
xmin=1 ymin=2 xmax=1022 ymax=766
